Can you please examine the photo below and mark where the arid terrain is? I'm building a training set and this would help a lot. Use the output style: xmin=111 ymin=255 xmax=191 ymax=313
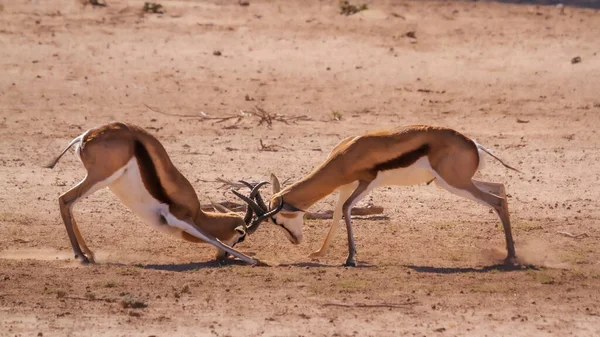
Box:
xmin=1 ymin=0 xmax=599 ymax=336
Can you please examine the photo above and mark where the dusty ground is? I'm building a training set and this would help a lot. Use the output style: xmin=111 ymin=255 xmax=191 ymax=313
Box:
xmin=1 ymin=0 xmax=600 ymax=336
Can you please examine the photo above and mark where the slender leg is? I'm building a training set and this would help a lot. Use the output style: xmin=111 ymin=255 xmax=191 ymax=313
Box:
xmin=468 ymin=181 xmax=516 ymax=264
xmin=163 ymin=214 xmax=259 ymax=265
xmin=341 ymin=180 xmax=375 ymax=267
xmin=58 ymin=172 xmax=119 ymax=264
xmin=183 ymin=232 xmax=230 ymax=263
xmin=59 ymin=190 xmax=86 ymax=263
xmin=437 ymin=178 xmax=517 ymax=265
xmin=473 ymin=179 xmax=506 ymax=199
xmin=472 ymin=179 xmax=510 ymax=229
xmin=58 ymin=176 xmax=105 ymax=263
xmin=182 ymin=228 xmax=244 ymax=262
xmin=309 ymin=182 xmax=357 ymax=258
xmin=181 ymin=231 xmax=229 ymax=261
xmin=72 ymin=217 xmax=96 ymax=263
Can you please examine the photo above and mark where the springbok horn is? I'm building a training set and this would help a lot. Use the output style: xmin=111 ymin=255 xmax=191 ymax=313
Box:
xmin=238 ymin=180 xmax=254 ymax=190
xmin=252 ymin=196 xmax=284 ymax=229
xmin=232 ymin=190 xmax=265 ymax=217
xmin=243 ymin=203 xmax=254 ymax=226
xmin=236 ymin=181 xmax=269 ymax=226
xmin=239 ymin=180 xmax=270 ymax=211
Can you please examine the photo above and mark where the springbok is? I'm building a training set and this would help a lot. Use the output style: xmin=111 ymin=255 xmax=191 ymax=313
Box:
xmin=235 ymin=125 xmax=521 ymax=267
xmin=46 ymin=122 xmax=277 ymax=265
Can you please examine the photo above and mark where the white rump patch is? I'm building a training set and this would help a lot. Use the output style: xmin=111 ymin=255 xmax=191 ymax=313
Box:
xmin=472 ymin=140 xmax=487 ymax=172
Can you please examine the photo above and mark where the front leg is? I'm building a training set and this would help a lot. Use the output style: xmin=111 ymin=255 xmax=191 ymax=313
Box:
xmin=214 ymin=228 xmax=245 ymax=263
xmin=164 ymin=213 xmax=259 ymax=265
xmin=341 ymin=180 xmax=375 ymax=267
xmin=309 ymin=182 xmax=357 ymax=259
xmin=215 ymin=249 xmax=230 ymax=261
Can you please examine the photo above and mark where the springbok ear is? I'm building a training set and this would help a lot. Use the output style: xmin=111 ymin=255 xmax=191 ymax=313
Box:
xmin=270 ymin=173 xmax=281 ymax=194
xmin=235 ymin=226 xmax=247 ymax=243
xmin=235 ymin=225 xmax=246 ymax=236
xmin=210 ymin=199 xmax=232 ymax=213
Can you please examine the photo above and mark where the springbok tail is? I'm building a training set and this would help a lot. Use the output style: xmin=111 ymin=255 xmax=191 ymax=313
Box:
xmin=476 ymin=143 xmax=521 ymax=173
xmin=44 ymin=135 xmax=83 ymax=169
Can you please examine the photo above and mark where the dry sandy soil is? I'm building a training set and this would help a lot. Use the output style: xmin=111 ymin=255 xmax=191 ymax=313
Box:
xmin=1 ymin=0 xmax=600 ymax=336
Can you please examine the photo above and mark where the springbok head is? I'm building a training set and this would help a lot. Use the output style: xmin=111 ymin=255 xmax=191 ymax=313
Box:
xmin=232 ymin=174 xmax=303 ymax=245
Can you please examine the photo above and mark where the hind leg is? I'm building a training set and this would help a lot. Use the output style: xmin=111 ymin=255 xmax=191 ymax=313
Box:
xmin=72 ymin=217 xmax=96 ymax=263
xmin=469 ymin=180 xmax=515 ymax=264
xmin=468 ymin=183 xmax=516 ymax=264
xmin=59 ymin=170 xmax=123 ymax=264
xmin=473 ymin=179 xmax=510 ymax=228
xmin=59 ymin=177 xmax=101 ymax=263
xmin=434 ymin=177 xmax=517 ymax=265
xmin=473 ymin=180 xmax=506 ymax=199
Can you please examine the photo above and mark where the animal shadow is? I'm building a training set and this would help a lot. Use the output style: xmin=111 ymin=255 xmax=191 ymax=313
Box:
xmin=279 ymin=261 xmax=376 ymax=269
xmin=406 ymin=263 xmax=539 ymax=274
xmin=135 ymin=259 xmax=248 ymax=272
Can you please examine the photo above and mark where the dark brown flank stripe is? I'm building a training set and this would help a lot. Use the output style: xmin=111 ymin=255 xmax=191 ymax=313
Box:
xmin=133 ymin=140 xmax=171 ymax=205
xmin=372 ymin=144 xmax=430 ymax=172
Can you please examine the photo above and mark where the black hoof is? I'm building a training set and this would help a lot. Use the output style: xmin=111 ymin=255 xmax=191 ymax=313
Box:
xmin=215 ymin=257 xmax=228 ymax=266
xmin=504 ymin=256 xmax=519 ymax=267
xmin=252 ymin=260 xmax=269 ymax=267
xmin=343 ymin=260 xmax=357 ymax=267
xmin=76 ymin=254 xmax=90 ymax=265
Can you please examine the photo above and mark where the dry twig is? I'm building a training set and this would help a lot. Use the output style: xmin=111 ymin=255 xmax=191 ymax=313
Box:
xmin=305 ymin=206 xmax=384 ymax=219
xmin=200 ymin=201 xmax=384 ymax=219
xmin=201 ymin=202 xmax=245 ymax=212
xmin=259 ymin=139 xmax=290 ymax=152
xmin=339 ymin=1 xmax=368 ymax=16
xmin=323 ymin=301 xmax=417 ymax=308
xmin=557 ymin=231 xmax=589 ymax=239
xmin=214 ymin=178 xmax=246 ymax=190
xmin=248 ymin=106 xmax=313 ymax=126
xmin=83 ymin=0 xmax=106 ymax=7
xmin=143 ymin=104 xmax=311 ymax=127
xmin=143 ymin=104 xmax=244 ymax=122
xmin=143 ymin=2 xmax=164 ymax=14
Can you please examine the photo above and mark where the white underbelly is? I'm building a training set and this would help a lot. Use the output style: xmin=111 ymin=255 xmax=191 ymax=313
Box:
xmin=374 ymin=156 xmax=435 ymax=187
xmin=109 ymin=158 xmax=169 ymax=229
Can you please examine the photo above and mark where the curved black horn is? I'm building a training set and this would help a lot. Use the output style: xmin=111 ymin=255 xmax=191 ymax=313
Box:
xmin=243 ymin=204 xmax=254 ymax=226
xmin=235 ymin=181 xmax=270 ymax=228
xmin=239 ymin=180 xmax=270 ymax=214
xmin=252 ymin=196 xmax=284 ymax=228
xmin=239 ymin=180 xmax=270 ymax=211
xmin=252 ymin=188 xmax=269 ymax=212
xmin=232 ymin=190 xmax=265 ymax=216
xmin=238 ymin=180 xmax=254 ymax=191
